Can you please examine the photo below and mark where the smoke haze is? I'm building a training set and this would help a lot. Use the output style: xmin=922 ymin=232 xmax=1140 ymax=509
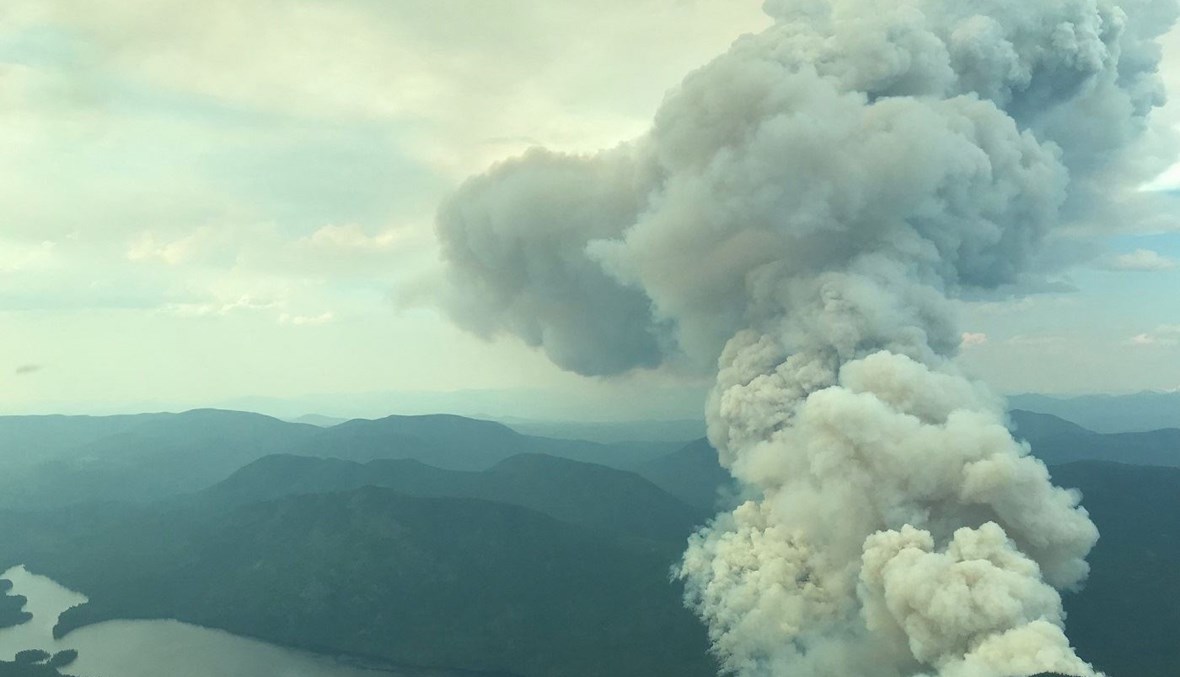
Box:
xmin=435 ymin=1 xmax=1178 ymax=675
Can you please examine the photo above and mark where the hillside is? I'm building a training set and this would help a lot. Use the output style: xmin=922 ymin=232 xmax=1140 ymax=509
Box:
xmin=1007 ymin=410 xmax=1096 ymax=439
xmin=631 ymin=438 xmax=734 ymax=511
xmin=3 ymin=490 xmax=715 ymax=677
xmin=3 ymin=410 xmax=1177 ymax=677
xmin=1010 ymin=391 xmax=1180 ymax=433
xmin=0 ymin=410 xmax=320 ymax=509
xmin=202 ymin=452 xmax=706 ymax=541
xmin=0 ymin=414 xmax=164 ymax=471
xmin=294 ymin=414 xmax=669 ymax=471
xmin=1008 ymin=410 xmax=1180 ymax=467
xmin=0 ymin=411 xmax=675 ymax=512
xmin=500 ymin=418 xmax=705 ymax=444
xmin=1051 ymin=462 xmax=1180 ymax=677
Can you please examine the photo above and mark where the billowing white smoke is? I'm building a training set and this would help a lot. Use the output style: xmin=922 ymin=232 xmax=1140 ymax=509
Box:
xmin=433 ymin=1 xmax=1177 ymax=675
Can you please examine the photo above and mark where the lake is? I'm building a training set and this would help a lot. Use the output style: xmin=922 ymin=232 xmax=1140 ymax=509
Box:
xmin=0 ymin=565 xmax=456 ymax=677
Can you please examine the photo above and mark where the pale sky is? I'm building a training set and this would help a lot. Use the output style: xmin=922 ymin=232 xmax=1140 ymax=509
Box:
xmin=2 ymin=1 xmax=1179 ymax=417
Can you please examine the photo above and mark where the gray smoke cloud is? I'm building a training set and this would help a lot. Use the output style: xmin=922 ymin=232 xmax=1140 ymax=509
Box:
xmin=434 ymin=1 xmax=1177 ymax=675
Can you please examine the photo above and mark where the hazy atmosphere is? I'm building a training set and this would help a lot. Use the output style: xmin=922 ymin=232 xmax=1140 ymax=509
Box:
xmin=3 ymin=3 xmax=1180 ymax=677
xmin=3 ymin=0 xmax=1180 ymax=418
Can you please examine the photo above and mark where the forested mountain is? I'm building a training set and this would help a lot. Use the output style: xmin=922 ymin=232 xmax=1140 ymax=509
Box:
xmin=202 ymin=452 xmax=706 ymax=541
xmin=1008 ymin=410 xmax=1180 ymax=467
xmin=499 ymin=418 xmax=706 ymax=444
xmin=0 ymin=414 xmax=165 ymax=470
xmin=0 ymin=411 xmax=674 ymax=511
xmin=1010 ymin=391 xmax=1180 ymax=433
xmin=1 ymin=409 xmax=1178 ymax=677
xmin=2 ymin=489 xmax=713 ymax=677
xmin=0 ymin=410 xmax=320 ymax=509
xmin=1051 ymin=463 xmax=1180 ymax=677
xmin=290 ymin=414 xmax=670 ymax=471
xmin=630 ymin=438 xmax=734 ymax=511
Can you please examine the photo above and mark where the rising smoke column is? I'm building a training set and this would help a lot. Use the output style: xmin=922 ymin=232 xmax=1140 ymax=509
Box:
xmin=433 ymin=1 xmax=1177 ymax=675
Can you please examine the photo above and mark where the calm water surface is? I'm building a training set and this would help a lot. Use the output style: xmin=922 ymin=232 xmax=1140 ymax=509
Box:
xmin=0 ymin=566 xmax=439 ymax=677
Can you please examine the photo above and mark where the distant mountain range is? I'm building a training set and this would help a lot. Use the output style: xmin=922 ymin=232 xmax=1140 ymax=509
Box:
xmin=0 ymin=406 xmax=1177 ymax=676
xmin=495 ymin=418 xmax=707 ymax=444
xmin=201 ymin=453 xmax=706 ymax=541
xmin=5 ymin=405 xmax=1172 ymax=512
xmin=1008 ymin=409 xmax=1180 ymax=468
xmin=0 ymin=410 xmax=676 ymax=510
xmin=0 ymin=410 xmax=319 ymax=509
xmin=1051 ymin=463 xmax=1180 ymax=677
xmin=1 ymin=455 xmax=716 ymax=677
xmin=1010 ymin=390 xmax=1180 ymax=433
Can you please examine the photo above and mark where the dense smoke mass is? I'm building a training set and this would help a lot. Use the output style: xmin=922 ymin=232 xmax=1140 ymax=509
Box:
xmin=435 ymin=1 xmax=1177 ymax=676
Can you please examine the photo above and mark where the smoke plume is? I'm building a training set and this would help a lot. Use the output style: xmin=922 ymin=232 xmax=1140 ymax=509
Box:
xmin=434 ymin=1 xmax=1177 ymax=675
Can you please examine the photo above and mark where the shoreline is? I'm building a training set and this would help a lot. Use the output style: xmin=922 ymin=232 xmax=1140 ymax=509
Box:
xmin=8 ymin=564 xmax=521 ymax=677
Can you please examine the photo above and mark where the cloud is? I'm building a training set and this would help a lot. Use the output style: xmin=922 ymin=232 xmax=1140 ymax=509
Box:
xmin=162 ymin=295 xmax=277 ymax=318
xmin=21 ymin=0 xmax=768 ymax=178
xmin=1101 ymin=248 xmax=1177 ymax=272
xmin=279 ymin=311 xmax=334 ymax=326
xmin=435 ymin=1 xmax=1171 ymax=674
xmin=14 ymin=364 xmax=43 ymax=375
xmin=126 ymin=229 xmax=218 ymax=266
xmin=1140 ymin=162 xmax=1180 ymax=192
xmin=299 ymin=224 xmax=404 ymax=252
xmin=960 ymin=332 xmax=989 ymax=348
xmin=0 ymin=239 xmax=58 ymax=273
xmin=1129 ymin=325 xmax=1180 ymax=346
xmin=1006 ymin=334 xmax=1068 ymax=347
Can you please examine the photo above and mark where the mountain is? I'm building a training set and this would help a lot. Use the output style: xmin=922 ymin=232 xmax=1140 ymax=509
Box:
xmin=0 ymin=413 xmax=165 ymax=471
xmin=2 ymin=413 xmax=1177 ymax=677
xmin=499 ymin=418 xmax=706 ymax=444
xmin=1007 ymin=410 xmax=1095 ymax=439
xmin=0 ymin=411 xmax=675 ymax=511
xmin=1008 ymin=410 xmax=1180 ymax=467
xmin=1051 ymin=462 xmax=1180 ymax=677
xmin=202 ymin=453 xmax=706 ymax=541
xmin=1010 ymin=391 xmax=1180 ymax=433
xmin=0 ymin=410 xmax=320 ymax=509
xmin=632 ymin=438 xmax=734 ymax=511
xmin=1029 ymin=428 xmax=1180 ymax=467
xmin=292 ymin=414 xmax=670 ymax=471
xmin=3 ymin=490 xmax=715 ymax=677
xmin=288 ymin=414 xmax=349 ymax=427
xmin=214 ymin=386 xmax=708 ymax=426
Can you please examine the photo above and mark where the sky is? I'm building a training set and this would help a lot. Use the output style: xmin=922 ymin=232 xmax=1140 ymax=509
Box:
xmin=2 ymin=0 xmax=1179 ymax=418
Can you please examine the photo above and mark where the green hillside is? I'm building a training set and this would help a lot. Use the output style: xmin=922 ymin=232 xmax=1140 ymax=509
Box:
xmin=4 ymin=490 xmax=714 ymax=677
xmin=202 ymin=452 xmax=705 ymax=541
xmin=0 ymin=411 xmax=672 ymax=512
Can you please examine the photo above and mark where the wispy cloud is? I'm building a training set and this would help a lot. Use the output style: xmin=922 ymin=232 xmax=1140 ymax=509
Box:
xmin=279 ymin=311 xmax=335 ymax=326
xmin=1006 ymin=334 xmax=1067 ymax=347
xmin=126 ymin=229 xmax=218 ymax=266
xmin=299 ymin=224 xmax=405 ymax=252
xmin=1100 ymin=249 xmax=1177 ymax=272
xmin=1128 ymin=325 xmax=1180 ymax=347
xmin=162 ymin=295 xmax=277 ymax=318
xmin=0 ymin=239 xmax=57 ymax=273
xmin=960 ymin=332 xmax=988 ymax=348
xmin=14 ymin=364 xmax=43 ymax=375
